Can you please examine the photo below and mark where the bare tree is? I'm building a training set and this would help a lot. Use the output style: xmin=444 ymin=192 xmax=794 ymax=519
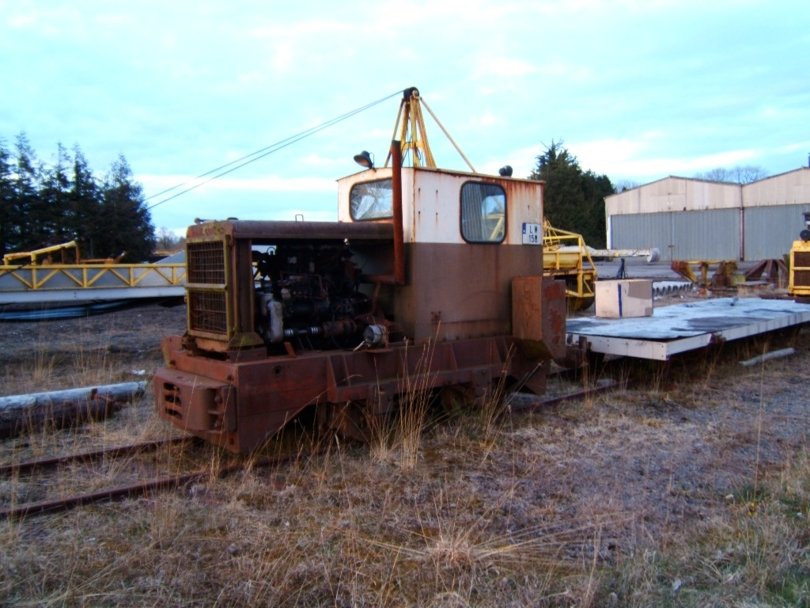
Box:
xmin=695 ymin=165 xmax=767 ymax=184
xmin=156 ymin=227 xmax=184 ymax=252
xmin=614 ymin=179 xmax=640 ymax=192
xmin=731 ymin=165 xmax=768 ymax=184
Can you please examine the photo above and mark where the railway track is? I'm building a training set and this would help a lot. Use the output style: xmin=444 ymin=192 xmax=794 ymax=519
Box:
xmin=0 ymin=432 xmax=325 ymax=521
xmin=0 ymin=381 xmax=617 ymax=520
xmin=0 ymin=436 xmax=192 ymax=477
xmin=0 ymin=437 xmax=197 ymax=520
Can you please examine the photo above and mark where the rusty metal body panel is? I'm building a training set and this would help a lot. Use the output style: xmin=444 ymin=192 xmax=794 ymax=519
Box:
xmin=395 ymin=242 xmax=536 ymax=341
xmin=156 ymin=333 xmax=530 ymax=452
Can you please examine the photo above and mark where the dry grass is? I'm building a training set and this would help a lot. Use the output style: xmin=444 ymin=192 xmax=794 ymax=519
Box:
xmin=0 ymin=307 xmax=808 ymax=606
xmin=600 ymin=450 xmax=810 ymax=607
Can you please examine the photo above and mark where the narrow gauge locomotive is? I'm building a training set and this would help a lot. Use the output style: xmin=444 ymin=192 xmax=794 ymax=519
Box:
xmin=153 ymin=88 xmax=567 ymax=453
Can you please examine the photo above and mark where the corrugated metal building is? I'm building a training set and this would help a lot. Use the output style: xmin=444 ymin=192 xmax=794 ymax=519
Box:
xmin=605 ymin=168 xmax=810 ymax=261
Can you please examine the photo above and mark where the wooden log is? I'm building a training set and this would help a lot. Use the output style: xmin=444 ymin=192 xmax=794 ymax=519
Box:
xmin=0 ymin=381 xmax=147 ymax=438
xmin=739 ymin=347 xmax=795 ymax=367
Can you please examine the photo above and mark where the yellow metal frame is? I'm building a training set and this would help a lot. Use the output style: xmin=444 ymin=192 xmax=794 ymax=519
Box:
xmin=1 ymin=239 xmax=182 ymax=295
xmin=3 ymin=240 xmax=81 ymax=265
xmin=542 ymin=219 xmax=597 ymax=309
xmin=0 ymin=262 xmax=186 ymax=291
xmin=671 ymin=260 xmax=738 ymax=288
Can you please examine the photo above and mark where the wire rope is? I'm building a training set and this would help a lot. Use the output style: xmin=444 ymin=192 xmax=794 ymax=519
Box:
xmin=146 ymin=89 xmax=403 ymax=210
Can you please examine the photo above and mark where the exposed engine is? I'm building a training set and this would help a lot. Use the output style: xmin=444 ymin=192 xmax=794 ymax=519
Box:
xmin=252 ymin=243 xmax=387 ymax=351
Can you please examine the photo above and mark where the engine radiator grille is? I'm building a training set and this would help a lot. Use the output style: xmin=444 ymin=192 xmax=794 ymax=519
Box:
xmin=186 ymin=240 xmax=230 ymax=339
xmin=794 ymin=271 xmax=810 ymax=287
xmin=187 ymin=241 xmax=227 ymax=284
xmin=188 ymin=290 xmax=228 ymax=335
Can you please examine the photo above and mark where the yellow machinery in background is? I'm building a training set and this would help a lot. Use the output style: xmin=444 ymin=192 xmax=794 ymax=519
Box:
xmin=670 ymin=259 xmax=740 ymax=289
xmin=788 ymin=212 xmax=810 ymax=300
xmin=0 ymin=240 xmax=185 ymax=306
xmin=543 ymin=220 xmax=597 ymax=311
xmin=2 ymin=240 xmax=126 ymax=266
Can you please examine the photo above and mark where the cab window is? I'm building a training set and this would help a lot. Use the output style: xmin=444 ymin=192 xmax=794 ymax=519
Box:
xmin=350 ymin=178 xmax=393 ymax=220
xmin=460 ymin=182 xmax=506 ymax=243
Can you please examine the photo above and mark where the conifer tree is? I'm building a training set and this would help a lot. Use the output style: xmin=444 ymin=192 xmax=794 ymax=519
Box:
xmin=98 ymin=154 xmax=156 ymax=261
xmin=529 ymin=141 xmax=613 ymax=248
xmin=0 ymin=140 xmax=14 ymax=256
xmin=12 ymin=133 xmax=42 ymax=252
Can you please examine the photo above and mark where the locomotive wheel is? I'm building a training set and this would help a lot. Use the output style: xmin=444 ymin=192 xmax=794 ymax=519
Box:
xmin=319 ymin=401 xmax=374 ymax=443
xmin=438 ymin=385 xmax=471 ymax=417
xmin=438 ymin=381 xmax=500 ymax=418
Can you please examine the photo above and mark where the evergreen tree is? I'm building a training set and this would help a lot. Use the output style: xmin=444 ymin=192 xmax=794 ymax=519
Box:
xmin=12 ymin=133 xmax=43 ymax=252
xmin=529 ymin=141 xmax=613 ymax=248
xmin=39 ymin=143 xmax=72 ymax=245
xmin=97 ymin=155 xmax=156 ymax=261
xmin=68 ymin=146 xmax=103 ymax=257
xmin=1 ymin=135 xmax=155 ymax=261
xmin=0 ymin=140 xmax=14 ymax=256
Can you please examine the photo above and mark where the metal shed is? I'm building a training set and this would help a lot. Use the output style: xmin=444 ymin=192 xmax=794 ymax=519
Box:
xmin=605 ymin=168 xmax=810 ymax=261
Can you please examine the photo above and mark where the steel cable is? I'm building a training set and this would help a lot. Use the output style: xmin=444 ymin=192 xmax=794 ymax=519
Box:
xmin=146 ymin=88 xmax=404 ymax=210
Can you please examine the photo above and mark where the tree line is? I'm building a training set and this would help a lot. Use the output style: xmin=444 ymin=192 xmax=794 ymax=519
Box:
xmin=0 ymin=133 xmax=155 ymax=261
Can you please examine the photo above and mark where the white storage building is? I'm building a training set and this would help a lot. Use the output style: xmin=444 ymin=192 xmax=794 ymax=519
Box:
xmin=605 ymin=167 xmax=810 ymax=261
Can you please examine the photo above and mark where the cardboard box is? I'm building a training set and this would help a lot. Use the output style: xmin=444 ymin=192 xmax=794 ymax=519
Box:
xmin=595 ymin=279 xmax=653 ymax=318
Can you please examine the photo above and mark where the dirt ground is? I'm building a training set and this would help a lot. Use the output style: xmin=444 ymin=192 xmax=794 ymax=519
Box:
xmin=0 ymin=301 xmax=186 ymax=395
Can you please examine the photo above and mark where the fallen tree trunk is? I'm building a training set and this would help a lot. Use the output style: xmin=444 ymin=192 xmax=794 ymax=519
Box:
xmin=0 ymin=381 xmax=147 ymax=439
xmin=739 ymin=347 xmax=795 ymax=368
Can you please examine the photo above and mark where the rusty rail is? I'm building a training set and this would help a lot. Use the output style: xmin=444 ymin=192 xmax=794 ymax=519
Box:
xmin=0 ymin=437 xmax=191 ymax=477
xmin=1 ymin=470 xmax=210 ymax=519
xmin=0 ymin=446 xmax=304 ymax=520
xmin=506 ymin=378 xmax=617 ymax=411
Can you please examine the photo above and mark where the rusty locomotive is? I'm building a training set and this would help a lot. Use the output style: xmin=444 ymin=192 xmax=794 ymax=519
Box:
xmin=153 ymin=88 xmax=567 ymax=453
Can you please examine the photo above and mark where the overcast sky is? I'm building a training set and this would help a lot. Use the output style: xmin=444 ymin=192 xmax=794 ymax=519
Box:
xmin=2 ymin=0 xmax=808 ymax=234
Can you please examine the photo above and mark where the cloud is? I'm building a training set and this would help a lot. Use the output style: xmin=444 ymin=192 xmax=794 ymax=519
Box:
xmin=298 ymin=153 xmax=346 ymax=170
xmin=573 ymin=136 xmax=758 ymax=180
xmin=473 ymin=57 xmax=538 ymax=80
xmin=138 ymin=174 xmax=338 ymax=206
xmin=502 ymin=134 xmax=763 ymax=183
xmin=467 ymin=111 xmax=503 ymax=129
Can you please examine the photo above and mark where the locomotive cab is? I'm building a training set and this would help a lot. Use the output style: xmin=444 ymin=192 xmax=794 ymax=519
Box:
xmin=154 ymin=95 xmax=566 ymax=453
xmin=337 ymin=164 xmax=561 ymax=344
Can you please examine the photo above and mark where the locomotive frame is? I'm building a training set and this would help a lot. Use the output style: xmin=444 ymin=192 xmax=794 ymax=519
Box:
xmin=153 ymin=90 xmax=566 ymax=453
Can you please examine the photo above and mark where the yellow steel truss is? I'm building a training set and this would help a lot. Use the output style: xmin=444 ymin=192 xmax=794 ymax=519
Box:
xmin=1 ymin=240 xmax=186 ymax=299
xmin=542 ymin=219 xmax=598 ymax=311
xmin=0 ymin=262 xmax=186 ymax=292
